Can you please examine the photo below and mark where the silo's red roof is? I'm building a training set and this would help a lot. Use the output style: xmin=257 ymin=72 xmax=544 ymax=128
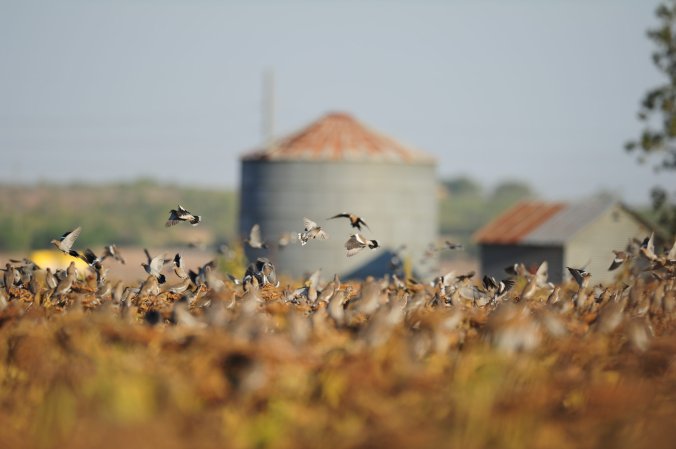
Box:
xmin=242 ymin=112 xmax=435 ymax=163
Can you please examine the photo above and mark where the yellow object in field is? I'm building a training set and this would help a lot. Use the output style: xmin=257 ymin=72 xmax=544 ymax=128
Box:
xmin=30 ymin=250 xmax=89 ymax=272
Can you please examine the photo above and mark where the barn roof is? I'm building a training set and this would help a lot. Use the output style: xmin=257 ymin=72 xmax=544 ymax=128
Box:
xmin=474 ymin=197 xmax=655 ymax=245
xmin=473 ymin=201 xmax=566 ymax=244
xmin=241 ymin=112 xmax=435 ymax=164
xmin=524 ymin=197 xmax=617 ymax=244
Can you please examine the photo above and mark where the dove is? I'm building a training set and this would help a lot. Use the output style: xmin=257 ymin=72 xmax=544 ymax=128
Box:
xmin=166 ymin=205 xmax=201 ymax=227
xmin=50 ymin=226 xmax=82 ymax=256
xmin=328 ymin=213 xmax=370 ymax=231
xmin=567 ymin=267 xmax=591 ymax=289
xmin=53 ymin=261 xmax=77 ymax=297
xmin=138 ymin=275 xmax=161 ymax=297
xmin=639 ymin=233 xmax=657 ymax=261
xmin=142 ymin=249 xmax=166 ymax=284
xmin=172 ymin=253 xmax=188 ymax=279
xmin=101 ymin=244 xmax=126 ymax=264
xmin=444 ymin=241 xmax=464 ymax=250
xmin=608 ymin=250 xmax=629 ymax=271
xmin=298 ymin=218 xmax=329 ymax=246
xmin=344 ymin=233 xmax=379 ymax=257
xmin=245 ymin=224 xmax=268 ymax=249
xmin=3 ymin=263 xmax=19 ymax=295
xmin=244 ymin=257 xmax=279 ymax=287
xmin=277 ymin=232 xmax=297 ymax=249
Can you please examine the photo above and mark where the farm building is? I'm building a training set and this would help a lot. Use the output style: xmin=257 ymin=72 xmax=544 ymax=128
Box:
xmin=239 ymin=112 xmax=437 ymax=279
xmin=474 ymin=197 xmax=658 ymax=284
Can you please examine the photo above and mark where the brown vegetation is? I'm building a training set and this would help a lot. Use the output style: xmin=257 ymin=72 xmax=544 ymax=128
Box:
xmin=0 ymin=260 xmax=674 ymax=449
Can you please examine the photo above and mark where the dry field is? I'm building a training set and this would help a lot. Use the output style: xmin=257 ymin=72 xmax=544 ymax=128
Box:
xmin=0 ymin=256 xmax=674 ymax=449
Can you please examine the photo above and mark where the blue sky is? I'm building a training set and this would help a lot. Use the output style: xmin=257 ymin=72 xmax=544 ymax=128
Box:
xmin=0 ymin=0 xmax=672 ymax=204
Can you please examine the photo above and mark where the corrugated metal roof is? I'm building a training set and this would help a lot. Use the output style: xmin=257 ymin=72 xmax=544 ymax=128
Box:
xmin=474 ymin=197 xmax=641 ymax=246
xmin=473 ymin=201 xmax=566 ymax=244
xmin=523 ymin=197 xmax=616 ymax=245
xmin=242 ymin=112 xmax=435 ymax=163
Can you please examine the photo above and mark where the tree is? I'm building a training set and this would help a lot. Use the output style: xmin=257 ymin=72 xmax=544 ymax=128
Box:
xmin=626 ymin=1 xmax=676 ymax=235
xmin=441 ymin=176 xmax=483 ymax=197
xmin=490 ymin=180 xmax=533 ymax=204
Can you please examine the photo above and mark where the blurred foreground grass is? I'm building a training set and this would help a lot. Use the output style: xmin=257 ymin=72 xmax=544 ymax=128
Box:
xmin=0 ymin=277 xmax=674 ymax=449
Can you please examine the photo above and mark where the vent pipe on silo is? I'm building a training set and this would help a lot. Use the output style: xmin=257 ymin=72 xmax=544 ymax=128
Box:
xmin=262 ymin=68 xmax=275 ymax=151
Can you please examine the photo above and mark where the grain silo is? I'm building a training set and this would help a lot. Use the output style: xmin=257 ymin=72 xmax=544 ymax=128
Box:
xmin=239 ymin=112 xmax=437 ymax=279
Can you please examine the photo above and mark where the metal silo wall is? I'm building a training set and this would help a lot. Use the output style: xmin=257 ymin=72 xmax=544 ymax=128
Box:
xmin=240 ymin=159 xmax=437 ymax=279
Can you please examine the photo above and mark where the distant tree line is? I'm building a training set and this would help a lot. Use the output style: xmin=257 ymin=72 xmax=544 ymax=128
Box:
xmin=0 ymin=179 xmax=238 ymax=252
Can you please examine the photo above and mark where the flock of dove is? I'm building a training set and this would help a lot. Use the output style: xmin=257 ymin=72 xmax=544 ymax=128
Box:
xmin=0 ymin=204 xmax=673 ymax=354
xmin=0 ymin=205 xmax=387 ymax=315
xmin=244 ymin=212 xmax=379 ymax=255
xmin=1 ymin=204 xmax=675 ymax=449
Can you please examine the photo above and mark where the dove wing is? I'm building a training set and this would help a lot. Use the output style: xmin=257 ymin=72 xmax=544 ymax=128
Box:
xmin=249 ymin=224 xmax=263 ymax=246
xmin=60 ymin=227 xmax=82 ymax=252
xmin=303 ymin=217 xmax=318 ymax=232
xmin=149 ymin=255 xmax=165 ymax=276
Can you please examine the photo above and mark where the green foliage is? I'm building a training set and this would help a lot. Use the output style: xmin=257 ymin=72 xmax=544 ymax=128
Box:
xmin=490 ymin=181 xmax=533 ymax=205
xmin=441 ymin=176 xmax=483 ymax=197
xmin=626 ymin=2 xmax=676 ymax=169
xmin=626 ymin=1 xmax=676 ymax=235
xmin=0 ymin=215 xmax=33 ymax=251
xmin=652 ymin=187 xmax=676 ymax=235
xmin=0 ymin=180 xmax=238 ymax=251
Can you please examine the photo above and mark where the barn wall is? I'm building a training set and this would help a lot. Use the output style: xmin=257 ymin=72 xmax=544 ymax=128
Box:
xmin=239 ymin=159 xmax=437 ymax=279
xmin=565 ymin=205 xmax=652 ymax=284
xmin=480 ymin=244 xmax=564 ymax=283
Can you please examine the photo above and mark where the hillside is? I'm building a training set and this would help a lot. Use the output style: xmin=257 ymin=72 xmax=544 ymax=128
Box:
xmin=0 ymin=179 xmax=238 ymax=251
